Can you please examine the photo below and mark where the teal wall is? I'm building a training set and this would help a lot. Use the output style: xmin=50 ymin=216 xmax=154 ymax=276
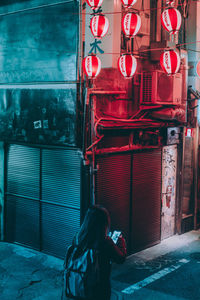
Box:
xmin=0 ymin=0 xmax=81 ymax=146
xmin=0 ymin=142 xmax=4 ymax=240
xmin=0 ymin=0 xmax=79 ymax=83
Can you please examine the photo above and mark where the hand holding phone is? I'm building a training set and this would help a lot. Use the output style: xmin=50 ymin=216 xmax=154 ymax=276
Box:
xmin=111 ymin=230 xmax=121 ymax=244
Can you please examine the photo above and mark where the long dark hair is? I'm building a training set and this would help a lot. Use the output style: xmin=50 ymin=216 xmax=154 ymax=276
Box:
xmin=75 ymin=205 xmax=110 ymax=249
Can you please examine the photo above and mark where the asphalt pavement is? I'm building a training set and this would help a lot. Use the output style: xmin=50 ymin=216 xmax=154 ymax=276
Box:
xmin=0 ymin=230 xmax=200 ymax=300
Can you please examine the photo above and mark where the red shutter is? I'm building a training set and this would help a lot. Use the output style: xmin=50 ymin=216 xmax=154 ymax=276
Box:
xmin=132 ymin=150 xmax=162 ymax=251
xmin=96 ymin=153 xmax=131 ymax=244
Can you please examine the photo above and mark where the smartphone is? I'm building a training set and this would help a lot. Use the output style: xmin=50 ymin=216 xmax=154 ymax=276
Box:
xmin=111 ymin=231 xmax=121 ymax=244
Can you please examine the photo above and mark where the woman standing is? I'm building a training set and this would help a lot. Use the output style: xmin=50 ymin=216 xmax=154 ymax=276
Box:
xmin=63 ymin=205 xmax=127 ymax=300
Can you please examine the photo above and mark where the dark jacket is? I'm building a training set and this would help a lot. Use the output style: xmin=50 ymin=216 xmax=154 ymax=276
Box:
xmin=96 ymin=236 xmax=126 ymax=300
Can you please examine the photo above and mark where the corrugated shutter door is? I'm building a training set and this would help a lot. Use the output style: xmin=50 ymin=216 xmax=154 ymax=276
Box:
xmin=5 ymin=145 xmax=81 ymax=258
xmin=41 ymin=204 xmax=80 ymax=258
xmin=41 ymin=149 xmax=81 ymax=257
xmin=42 ymin=149 xmax=81 ymax=208
xmin=96 ymin=153 xmax=131 ymax=244
xmin=132 ymin=150 xmax=161 ymax=251
xmin=6 ymin=145 xmax=40 ymax=250
xmin=7 ymin=145 xmax=40 ymax=199
xmin=5 ymin=195 xmax=40 ymax=249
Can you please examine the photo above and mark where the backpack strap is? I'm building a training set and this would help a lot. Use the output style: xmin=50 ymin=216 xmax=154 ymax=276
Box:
xmin=64 ymin=244 xmax=75 ymax=269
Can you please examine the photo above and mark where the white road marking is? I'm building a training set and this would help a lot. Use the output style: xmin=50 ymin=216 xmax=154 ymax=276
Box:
xmin=121 ymin=259 xmax=190 ymax=295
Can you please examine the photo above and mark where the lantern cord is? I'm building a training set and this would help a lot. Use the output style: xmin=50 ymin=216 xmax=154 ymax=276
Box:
xmin=186 ymin=48 xmax=200 ymax=53
xmin=3 ymin=1 xmax=190 ymax=17
xmin=4 ymin=40 xmax=200 ymax=57
xmin=81 ymin=2 xmax=187 ymax=16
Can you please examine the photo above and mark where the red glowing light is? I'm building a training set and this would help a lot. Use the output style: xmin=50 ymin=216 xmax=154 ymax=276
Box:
xmin=161 ymin=8 xmax=182 ymax=34
xmin=90 ymin=15 xmax=109 ymax=39
xmin=118 ymin=54 xmax=137 ymax=78
xmin=86 ymin=0 xmax=104 ymax=10
xmin=121 ymin=0 xmax=137 ymax=8
xmin=160 ymin=49 xmax=180 ymax=75
xmin=185 ymin=128 xmax=193 ymax=137
xmin=122 ymin=13 xmax=141 ymax=38
xmin=82 ymin=55 xmax=101 ymax=79
xmin=196 ymin=60 xmax=200 ymax=78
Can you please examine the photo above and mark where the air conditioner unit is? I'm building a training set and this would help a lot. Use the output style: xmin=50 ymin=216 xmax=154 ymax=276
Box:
xmin=140 ymin=71 xmax=182 ymax=105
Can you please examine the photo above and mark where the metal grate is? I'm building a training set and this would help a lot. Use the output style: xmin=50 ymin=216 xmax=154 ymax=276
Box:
xmin=142 ymin=74 xmax=152 ymax=103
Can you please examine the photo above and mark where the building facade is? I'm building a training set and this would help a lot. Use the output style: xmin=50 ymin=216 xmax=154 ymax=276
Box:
xmin=0 ymin=0 xmax=199 ymax=258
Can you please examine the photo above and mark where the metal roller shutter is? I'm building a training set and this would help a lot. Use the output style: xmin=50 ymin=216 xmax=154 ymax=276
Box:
xmin=41 ymin=149 xmax=81 ymax=256
xmin=42 ymin=149 xmax=81 ymax=208
xmin=5 ymin=145 xmax=40 ymax=250
xmin=7 ymin=145 xmax=40 ymax=199
xmin=41 ymin=204 xmax=80 ymax=258
xmin=132 ymin=150 xmax=162 ymax=251
xmin=96 ymin=153 xmax=131 ymax=245
xmin=5 ymin=195 xmax=40 ymax=250
xmin=5 ymin=144 xmax=81 ymax=258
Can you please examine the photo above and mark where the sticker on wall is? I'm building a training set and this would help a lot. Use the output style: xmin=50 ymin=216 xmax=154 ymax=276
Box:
xmin=34 ymin=120 xmax=42 ymax=129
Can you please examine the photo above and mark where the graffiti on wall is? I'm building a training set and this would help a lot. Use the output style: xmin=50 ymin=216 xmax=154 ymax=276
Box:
xmin=161 ymin=145 xmax=177 ymax=239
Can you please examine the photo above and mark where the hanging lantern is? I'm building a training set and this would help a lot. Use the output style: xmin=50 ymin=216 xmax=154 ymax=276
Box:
xmin=161 ymin=8 xmax=182 ymax=34
xmin=196 ymin=60 xmax=200 ymax=78
xmin=121 ymin=0 xmax=137 ymax=8
xmin=90 ymin=15 xmax=109 ymax=39
xmin=122 ymin=13 xmax=141 ymax=38
xmin=82 ymin=55 xmax=101 ymax=78
xmin=166 ymin=0 xmax=175 ymax=7
xmin=86 ymin=0 xmax=104 ymax=10
xmin=160 ymin=49 xmax=180 ymax=75
xmin=118 ymin=54 xmax=137 ymax=78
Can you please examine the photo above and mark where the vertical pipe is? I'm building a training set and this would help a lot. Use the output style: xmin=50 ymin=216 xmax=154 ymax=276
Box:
xmin=177 ymin=128 xmax=185 ymax=234
xmin=175 ymin=140 xmax=182 ymax=234
xmin=0 ymin=142 xmax=5 ymax=241
xmin=193 ymin=126 xmax=199 ymax=229
xmin=39 ymin=148 xmax=42 ymax=252
xmin=3 ymin=143 xmax=8 ymax=241
xmin=129 ymin=152 xmax=133 ymax=253
xmin=150 ymin=0 xmax=157 ymax=42
xmin=156 ymin=0 xmax=162 ymax=42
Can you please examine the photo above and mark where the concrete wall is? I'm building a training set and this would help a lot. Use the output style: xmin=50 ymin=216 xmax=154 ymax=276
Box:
xmin=0 ymin=0 xmax=79 ymax=83
xmin=0 ymin=0 xmax=72 ymax=14
xmin=0 ymin=0 xmax=81 ymax=146
xmin=0 ymin=142 xmax=4 ymax=240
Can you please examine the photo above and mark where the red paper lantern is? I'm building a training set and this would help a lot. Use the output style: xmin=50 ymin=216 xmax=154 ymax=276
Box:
xmin=160 ymin=50 xmax=180 ymax=75
xmin=196 ymin=60 xmax=200 ymax=78
xmin=118 ymin=54 xmax=137 ymax=78
xmin=82 ymin=55 xmax=101 ymax=78
xmin=90 ymin=15 xmax=109 ymax=39
xmin=86 ymin=0 xmax=104 ymax=10
xmin=122 ymin=13 xmax=141 ymax=38
xmin=161 ymin=8 xmax=182 ymax=34
xmin=166 ymin=0 xmax=175 ymax=6
xmin=121 ymin=0 xmax=137 ymax=8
